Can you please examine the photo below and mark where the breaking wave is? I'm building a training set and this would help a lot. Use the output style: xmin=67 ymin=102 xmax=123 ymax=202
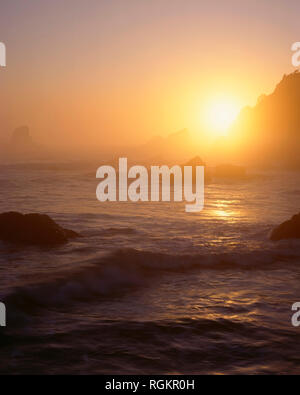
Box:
xmin=3 ymin=245 xmax=300 ymax=313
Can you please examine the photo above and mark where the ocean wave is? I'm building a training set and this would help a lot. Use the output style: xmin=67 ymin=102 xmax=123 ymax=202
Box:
xmin=3 ymin=246 xmax=300 ymax=314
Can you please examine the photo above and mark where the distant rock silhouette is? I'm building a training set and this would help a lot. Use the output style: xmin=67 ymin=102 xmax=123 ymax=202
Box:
xmin=0 ymin=212 xmax=80 ymax=246
xmin=9 ymin=126 xmax=35 ymax=158
xmin=6 ymin=126 xmax=50 ymax=162
xmin=229 ymin=70 xmax=300 ymax=168
xmin=132 ymin=129 xmax=193 ymax=163
xmin=11 ymin=126 xmax=33 ymax=147
xmin=181 ymin=156 xmax=211 ymax=183
xmin=270 ymin=213 xmax=300 ymax=241
xmin=183 ymin=155 xmax=206 ymax=167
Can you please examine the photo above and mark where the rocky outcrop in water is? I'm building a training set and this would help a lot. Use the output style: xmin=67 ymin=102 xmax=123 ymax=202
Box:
xmin=5 ymin=125 xmax=51 ymax=162
xmin=270 ymin=213 xmax=300 ymax=241
xmin=0 ymin=212 xmax=80 ymax=245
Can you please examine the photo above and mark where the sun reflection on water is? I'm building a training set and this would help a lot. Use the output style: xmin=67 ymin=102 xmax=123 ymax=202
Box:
xmin=211 ymin=199 xmax=244 ymax=222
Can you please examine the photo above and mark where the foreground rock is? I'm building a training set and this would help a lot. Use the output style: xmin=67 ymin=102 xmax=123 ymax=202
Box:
xmin=270 ymin=213 xmax=300 ymax=241
xmin=0 ymin=212 xmax=80 ymax=245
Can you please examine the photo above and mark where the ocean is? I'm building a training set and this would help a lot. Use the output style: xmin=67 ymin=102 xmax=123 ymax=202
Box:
xmin=0 ymin=164 xmax=300 ymax=374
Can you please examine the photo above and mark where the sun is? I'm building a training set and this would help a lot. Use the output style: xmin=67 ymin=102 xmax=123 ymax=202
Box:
xmin=204 ymin=97 xmax=240 ymax=136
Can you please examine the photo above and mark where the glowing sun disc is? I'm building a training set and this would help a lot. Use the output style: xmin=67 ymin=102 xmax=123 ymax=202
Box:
xmin=204 ymin=98 xmax=240 ymax=136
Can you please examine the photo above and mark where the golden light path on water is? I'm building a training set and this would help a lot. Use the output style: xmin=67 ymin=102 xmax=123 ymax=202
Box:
xmin=211 ymin=199 xmax=244 ymax=223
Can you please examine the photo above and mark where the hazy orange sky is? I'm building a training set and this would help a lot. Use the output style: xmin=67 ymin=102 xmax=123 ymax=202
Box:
xmin=0 ymin=0 xmax=299 ymax=153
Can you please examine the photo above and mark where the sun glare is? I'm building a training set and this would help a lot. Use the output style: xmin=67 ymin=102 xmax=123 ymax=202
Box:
xmin=204 ymin=97 xmax=240 ymax=136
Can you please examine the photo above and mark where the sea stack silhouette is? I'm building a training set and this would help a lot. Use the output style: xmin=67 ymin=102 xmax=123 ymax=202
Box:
xmin=7 ymin=126 xmax=49 ymax=162
xmin=8 ymin=126 xmax=35 ymax=160
xmin=11 ymin=126 xmax=33 ymax=147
